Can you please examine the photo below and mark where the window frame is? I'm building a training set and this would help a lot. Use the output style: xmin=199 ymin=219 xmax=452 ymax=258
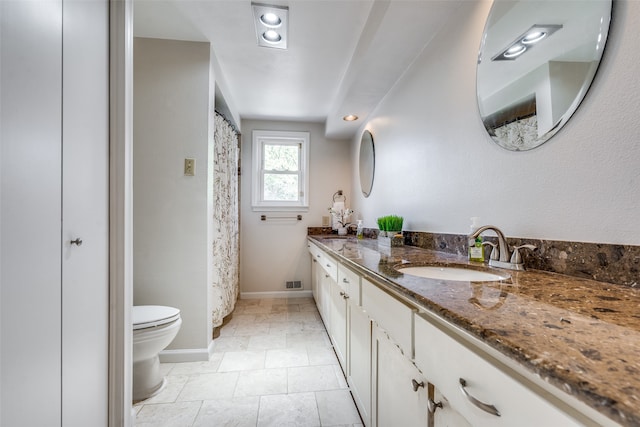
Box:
xmin=251 ymin=130 xmax=310 ymax=211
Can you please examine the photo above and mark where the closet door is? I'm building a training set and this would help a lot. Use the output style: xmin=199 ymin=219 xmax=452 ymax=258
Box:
xmin=0 ymin=1 xmax=64 ymax=426
xmin=61 ymin=1 xmax=109 ymax=426
xmin=1 ymin=1 xmax=109 ymax=425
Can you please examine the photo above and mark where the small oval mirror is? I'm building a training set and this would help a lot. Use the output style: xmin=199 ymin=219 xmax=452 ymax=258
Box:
xmin=359 ymin=130 xmax=375 ymax=197
xmin=477 ymin=0 xmax=612 ymax=151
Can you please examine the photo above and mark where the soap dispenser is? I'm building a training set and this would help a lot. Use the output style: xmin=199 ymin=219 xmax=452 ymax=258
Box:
xmin=356 ymin=220 xmax=364 ymax=239
xmin=469 ymin=217 xmax=485 ymax=262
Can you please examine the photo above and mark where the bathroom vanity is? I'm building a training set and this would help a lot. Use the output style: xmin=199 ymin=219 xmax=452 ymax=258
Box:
xmin=308 ymin=236 xmax=639 ymax=427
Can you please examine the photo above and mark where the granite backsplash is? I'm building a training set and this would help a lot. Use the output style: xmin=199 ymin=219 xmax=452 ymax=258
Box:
xmin=307 ymin=227 xmax=640 ymax=288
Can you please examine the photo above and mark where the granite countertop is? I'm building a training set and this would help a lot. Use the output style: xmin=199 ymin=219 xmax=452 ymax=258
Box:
xmin=308 ymin=236 xmax=640 ymax=426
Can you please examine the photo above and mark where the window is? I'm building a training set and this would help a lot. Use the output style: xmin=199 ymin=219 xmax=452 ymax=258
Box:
xmin=252 ymin=130 xmax=309 ymax=211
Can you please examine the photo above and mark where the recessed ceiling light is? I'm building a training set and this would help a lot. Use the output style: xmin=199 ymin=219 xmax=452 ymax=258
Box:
xmin=262 ymin=30 xmax=282 ymax=43
xmin=522 ymin=31 xmax=546 ymax=45
xmin=252 ymin=3 xmax=288 ymax=49
xmin=260 ymin=12 xmax=281 ymax=27
xmin=503 ymin=44 xmax=526 ymax=58
xmin=343 ymin=115 xmax=359 ymax=121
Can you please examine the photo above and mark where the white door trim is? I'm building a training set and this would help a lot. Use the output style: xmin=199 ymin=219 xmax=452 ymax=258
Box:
xmin=109 ymin=0 xmax=134 ymax=425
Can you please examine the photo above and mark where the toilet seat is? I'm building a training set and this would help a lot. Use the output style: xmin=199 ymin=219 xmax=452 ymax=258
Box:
xmin=133 ymin=305 xmax=181 ymax=330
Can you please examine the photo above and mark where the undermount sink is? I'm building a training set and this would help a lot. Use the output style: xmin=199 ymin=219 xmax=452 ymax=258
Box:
xmin=396 ymin=265 xmax=510 ymax=282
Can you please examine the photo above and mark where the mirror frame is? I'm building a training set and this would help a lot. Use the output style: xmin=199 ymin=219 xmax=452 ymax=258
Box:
xmin=476 ymin=0 xmax=612 ymax=151
xmin=359 ymin=130 xmax=375 ymax=197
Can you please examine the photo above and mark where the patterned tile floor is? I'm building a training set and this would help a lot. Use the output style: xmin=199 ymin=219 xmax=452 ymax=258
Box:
xmin=133 ymin=297 xmax=363 ymax=426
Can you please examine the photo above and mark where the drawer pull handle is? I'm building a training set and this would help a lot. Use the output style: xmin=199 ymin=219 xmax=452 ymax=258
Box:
xmin=313 ymin=259 xmax=317 ymax=263
xmin=342 ymin=278 xmax=349 ymax=283
xmin=427 ymin=399 xmax=443 ymax=414
xmin=411 ymin=379 xmax=425 ymax=392
xmin=70 ymin=238 xmax=83 ymax=246
xmin=326 ymin=264 xmax=331 ymax=268
xmin=325 ymin=274 xmax=330 ymax=278
xmin=340 ymin=291 xmax=345 ymax=297
xmin=459 ymin=378 xmax=500 ymax=417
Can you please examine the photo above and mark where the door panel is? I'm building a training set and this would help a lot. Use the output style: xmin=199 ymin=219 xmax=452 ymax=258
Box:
xmin=61 ymin=1 xmax=109 ymax=425
xmin=0 ymin=1 xmax=63 ymax=425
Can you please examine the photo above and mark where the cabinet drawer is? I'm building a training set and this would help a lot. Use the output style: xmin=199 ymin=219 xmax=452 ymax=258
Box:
xmin=362 ymin=278 xmax=415 ymax=357
xmin=337 ymin=264 xmax=360 ymax=305
xmin=318 ymin=252 xmax=338 ymax=283
xmin=414 ymin=314 xmax=581 ymax=427
xmin=308 ymin=242 xmax=322 ymax=260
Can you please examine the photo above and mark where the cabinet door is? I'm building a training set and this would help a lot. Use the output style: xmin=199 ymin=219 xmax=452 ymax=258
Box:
xmin=318 ymin=272 xmax=332 ymax=328
xmin=329 ymin=279 xmax=348 ymax=370
xmin=374 ymin=326 xmax=428 ymax=427
xmin=348 ymin=302 xmax=372 ymax=427
xmin=311 ymin=256 xmax=319 ymax=302
xmin=432 ymin=387 xmax=472 ymax=427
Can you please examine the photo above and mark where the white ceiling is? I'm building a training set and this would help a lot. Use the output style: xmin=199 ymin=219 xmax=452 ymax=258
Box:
xmin=134 ymin=0 xmax=462 ymax=139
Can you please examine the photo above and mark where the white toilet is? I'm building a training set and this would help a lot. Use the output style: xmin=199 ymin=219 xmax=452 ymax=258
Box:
xmin=132 ymin=305 xmax=182 ymax=401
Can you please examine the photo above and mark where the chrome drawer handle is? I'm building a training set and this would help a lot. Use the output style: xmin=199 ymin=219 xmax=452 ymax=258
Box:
xmin=411 ymin=379 xmax=424 ymax=392
xmin=459 ymin=378 xmax=500 ymax=417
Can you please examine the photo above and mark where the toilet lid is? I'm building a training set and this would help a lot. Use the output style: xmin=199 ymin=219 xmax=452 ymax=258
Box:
xmin=133 ymin=305 xmax=181 ymax=330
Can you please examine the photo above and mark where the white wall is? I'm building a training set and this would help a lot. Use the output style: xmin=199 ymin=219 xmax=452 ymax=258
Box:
xmin=350 ymin=1 xmax=640 ymax=246
xmin=240 ymin=120 xmax=351 ymax=294
xmin=133 ymin=37 xmax=212 ymax=351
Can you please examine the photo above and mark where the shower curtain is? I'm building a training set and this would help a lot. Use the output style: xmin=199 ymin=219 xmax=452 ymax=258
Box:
xmin=211 ymin=113 xmax=240 ymax=329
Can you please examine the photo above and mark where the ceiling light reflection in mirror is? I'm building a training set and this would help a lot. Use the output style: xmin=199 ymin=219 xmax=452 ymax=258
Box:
xmin=477 ymin=0 xmax=612 ymax=151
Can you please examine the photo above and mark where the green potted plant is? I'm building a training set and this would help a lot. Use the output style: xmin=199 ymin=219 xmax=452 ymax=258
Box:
xmin=376 ymin=215 xmax=404 ymax=246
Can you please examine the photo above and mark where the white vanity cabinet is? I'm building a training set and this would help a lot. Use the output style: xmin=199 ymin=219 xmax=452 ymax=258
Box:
xmin=432 ymin=387 xmax=472 ymax=427
xmin=310 ymin=250 xmax=319 ymax=302
xmin=309 ymin=243 xmax=338 ymax=328
xmin=362 ymin=278 xmax=416 ymax=357
xmin=414 ymin=314 xmax=582 ymax=427
xmin=373 ymin=326 xmax=429 ymax=427
xmin=329 ymin=276 xmax=348 ymax=368
xmin=348 ymin=298 xmax=372 ymax=426
xmin=307 ymin=240 xmax=594 ymax=427
xmin=308 ymin=243 xmax=322 ymax=310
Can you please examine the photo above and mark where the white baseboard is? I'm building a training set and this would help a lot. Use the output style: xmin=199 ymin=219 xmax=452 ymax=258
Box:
xmin=159 ymin=347 xmax=210 ymax=363
xmin=240 ymin=290 xmax=313 ymax=299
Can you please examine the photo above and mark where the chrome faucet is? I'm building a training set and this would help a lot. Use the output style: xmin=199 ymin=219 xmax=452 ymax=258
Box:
xmin=469 ymin=225 xmax=536 ymax=271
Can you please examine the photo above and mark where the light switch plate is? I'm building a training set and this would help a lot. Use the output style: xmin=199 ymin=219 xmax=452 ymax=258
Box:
xmin=184 ymin=158 xmax=195 ymax=176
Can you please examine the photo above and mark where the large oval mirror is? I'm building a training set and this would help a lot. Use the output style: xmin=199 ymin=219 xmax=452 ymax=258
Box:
xmin=477 ymin=0 xmax=612 ymax=151
xmin=359 ymin=130 xmax=375 ymax=197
